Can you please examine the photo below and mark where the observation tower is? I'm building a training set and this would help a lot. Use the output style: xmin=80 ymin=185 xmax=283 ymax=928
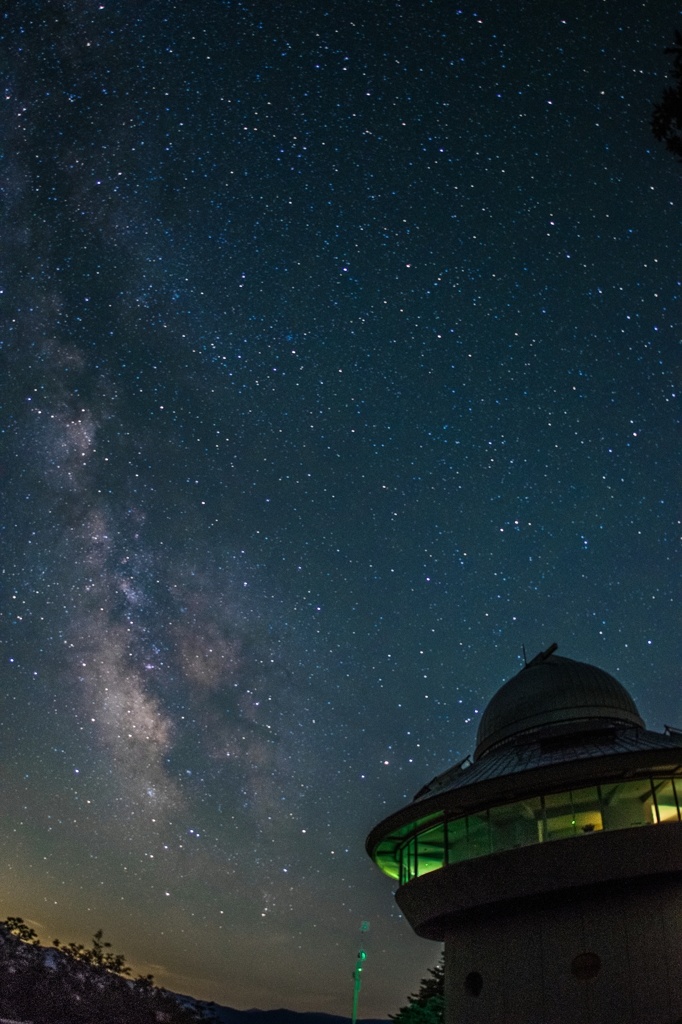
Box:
xmin=366 ymin=644 xmax=682 ymax=1024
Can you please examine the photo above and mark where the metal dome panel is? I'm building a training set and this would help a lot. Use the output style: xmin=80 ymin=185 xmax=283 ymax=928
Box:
xmin=475 ymin=654 xmax=645 ymax=759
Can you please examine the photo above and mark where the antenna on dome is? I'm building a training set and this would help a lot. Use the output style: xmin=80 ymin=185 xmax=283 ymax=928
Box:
xmin=526 ymin=642 xmax=559 ymax=669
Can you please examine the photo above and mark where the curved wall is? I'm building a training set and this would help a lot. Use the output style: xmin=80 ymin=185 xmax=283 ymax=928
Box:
xmin=396 ymin=819 xmax=682 ymax=940
xmin=444 ymin=876 xmax=682 ymax=1024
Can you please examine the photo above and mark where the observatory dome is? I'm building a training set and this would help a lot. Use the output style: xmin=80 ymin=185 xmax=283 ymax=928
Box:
xmin=474 ymin=650 xmax=644 ymax=760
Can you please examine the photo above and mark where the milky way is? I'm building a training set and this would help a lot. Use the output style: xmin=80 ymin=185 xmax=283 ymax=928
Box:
xmin=1 ymin=0 xmax=680 ymax=1015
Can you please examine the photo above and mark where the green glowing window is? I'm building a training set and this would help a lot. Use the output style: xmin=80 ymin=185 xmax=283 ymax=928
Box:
xmin=446 ymin=816 xmax=468 ymax=864
xmin=416 ymin=824 xmax=446 ymax=877
xmin=375 ymin=776 xmax=682 ymax=883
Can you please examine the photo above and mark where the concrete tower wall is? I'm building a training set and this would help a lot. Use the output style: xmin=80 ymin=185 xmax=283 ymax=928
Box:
xmin=444 ymin=879 xmax=682 ymax=1024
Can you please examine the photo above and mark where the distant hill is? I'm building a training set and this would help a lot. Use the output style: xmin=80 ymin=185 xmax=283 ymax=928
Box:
xmin=0 ymin=922 xmax=390 ymax=1024
xmin=177 ymin=1001 xmax=390 ymax=1024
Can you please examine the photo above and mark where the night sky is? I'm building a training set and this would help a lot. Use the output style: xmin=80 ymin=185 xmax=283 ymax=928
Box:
xmin=1 ymin=0 xmax=680 ymax=1015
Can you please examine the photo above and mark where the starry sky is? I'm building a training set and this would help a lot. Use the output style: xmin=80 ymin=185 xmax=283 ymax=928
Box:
xmin=1 ymin=0 xmax=680 ymax=1016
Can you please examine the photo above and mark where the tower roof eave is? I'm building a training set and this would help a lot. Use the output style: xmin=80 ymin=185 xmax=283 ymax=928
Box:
xmin=366 ymin=730 xmax=682 ymax=860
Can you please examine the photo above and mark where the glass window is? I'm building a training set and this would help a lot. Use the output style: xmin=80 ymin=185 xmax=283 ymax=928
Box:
xmin=417 ymin=824 xmax=446 ymax=876
xmin=446 ymin=816 xmax=468 ymax=865
xmin=489 ymin=797 xmax=541 ymax=853
xmin=600 ymin=778 xmax=655 ymax=830
xmin=543 ymin=790 xmax=577 ymax=841
xmin=377 ymin=777 xmax=682 ymax=882
xmin=466 ymin=810 xmax=491 ymax=858
xmin=674 ymin=778 xmax=682 ymax=818
xmin=652 ymin=779 xmax=680 ymax=822
xmin=374 ymin=848 xmax=401 ymax=881
xmin=410 ymin=836 xmax=418 ymax=881
xmin=396 ymin=815 xmax=445 ymax=882
xmin=400 ymin=837 xmax=417 ymax=884
xmin=570 ymin=786 xmax=603 ymax=834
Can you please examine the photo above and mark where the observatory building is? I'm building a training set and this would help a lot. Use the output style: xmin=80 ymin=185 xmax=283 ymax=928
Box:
xmin=366 ymin=645 xmax=682 ymax=1024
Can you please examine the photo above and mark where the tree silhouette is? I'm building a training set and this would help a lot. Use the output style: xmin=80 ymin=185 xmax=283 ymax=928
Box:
xmin=652 ymin=30 xmax=682 ymax=161
xmin=0 ymin=916 xmax=205 ymax=1023
xmin=3 ymin=916 xmax=41 ymax=946
xmin=389 ymin=953 xmax=444 ymax=1024
xmin=53 ymin=928 xmax=132 ymax=976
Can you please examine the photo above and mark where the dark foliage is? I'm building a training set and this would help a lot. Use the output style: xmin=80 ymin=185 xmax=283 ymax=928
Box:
xmin=388 ymin=954 xmax=444 ymax=1024
xmin=52 ymin=927 xmax=132 ymax=977
xmin=0 ymin=918 xmax=207 ymax=1024
xmin=652 ymin=30 xmax=682 ymax=161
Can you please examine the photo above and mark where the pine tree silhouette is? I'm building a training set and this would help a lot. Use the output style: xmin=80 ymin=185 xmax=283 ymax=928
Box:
xmin=389 ymin=953 xmax=444 ymax=1024
xmin=652 ymin=30 xmax=682 ymax=161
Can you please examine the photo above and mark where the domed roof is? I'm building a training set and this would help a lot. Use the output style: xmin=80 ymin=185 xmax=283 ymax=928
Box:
xmin=475 ymin=646 xmax=644 ymax=759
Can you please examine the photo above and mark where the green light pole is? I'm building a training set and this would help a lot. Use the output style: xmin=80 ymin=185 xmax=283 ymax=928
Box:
xmin=351 ymin=922 xmax=369 ymax=1024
